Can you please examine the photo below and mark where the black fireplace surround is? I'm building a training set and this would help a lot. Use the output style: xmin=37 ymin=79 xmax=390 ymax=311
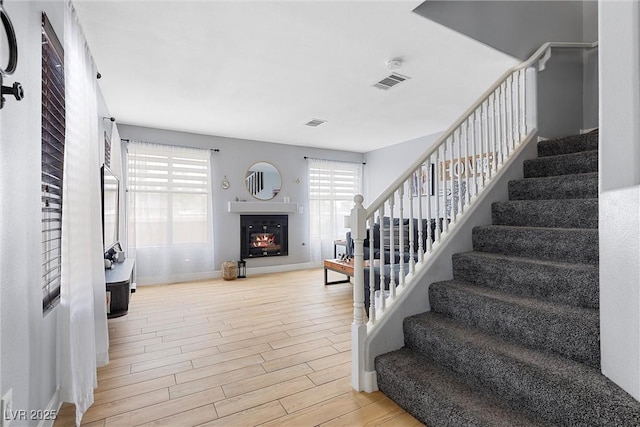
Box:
xmin=240 ymin=214 xmax=288 ymax=258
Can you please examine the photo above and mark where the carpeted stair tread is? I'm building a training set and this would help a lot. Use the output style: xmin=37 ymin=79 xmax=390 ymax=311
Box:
xmin=403 ymin=312 xmax=640 ymax=426
xmin=429 ymin=279 xmax=599 ymax=367
xmin=524 ymin=150 xmax=598 ymax=178
xmin=492 ymin=198 xmax=598 ymax=229
xmin=452 ymin=251 xmax=598 ymax=308
xmin=472 ymin=225 xmax=598 ymax=264
xmin=537 ymin=129 xmax=598 ymax=157
xmin=375 ymin=347 xmax=544 ymax=427
xmin=508 ymin=172 xmax=598 ymax=200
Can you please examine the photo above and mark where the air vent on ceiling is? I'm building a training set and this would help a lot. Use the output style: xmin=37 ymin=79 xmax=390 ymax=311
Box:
xmin=305 ymin=119 xmax=327 ymax=127
xmin=373 ymin=72 xmax=411 ymax=91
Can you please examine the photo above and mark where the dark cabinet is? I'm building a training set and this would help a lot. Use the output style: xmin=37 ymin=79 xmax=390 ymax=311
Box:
xmin=105 ymin=258 xmax=135 ymax=319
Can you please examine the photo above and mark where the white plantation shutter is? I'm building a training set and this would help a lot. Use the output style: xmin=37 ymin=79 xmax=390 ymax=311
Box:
xmin=308 ymin=159 xmax=363 ymax=264
xmin=127 ymin=142 xmax=214 ymax=284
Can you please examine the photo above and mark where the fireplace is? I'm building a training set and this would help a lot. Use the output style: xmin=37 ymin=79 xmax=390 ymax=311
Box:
xmin=240 ymin=215 xmax=288 ymax=258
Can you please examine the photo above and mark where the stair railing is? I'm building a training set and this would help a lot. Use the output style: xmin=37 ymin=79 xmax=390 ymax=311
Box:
xmin=349 ymin=41 xmax=598 ymax=392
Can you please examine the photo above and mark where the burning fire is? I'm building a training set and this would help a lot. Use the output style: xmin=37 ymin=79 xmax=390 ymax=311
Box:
xmin=251 ymin=233 xmax=276 ymax=248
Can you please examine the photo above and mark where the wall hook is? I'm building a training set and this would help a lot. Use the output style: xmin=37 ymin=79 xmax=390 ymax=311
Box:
xmin=1 ymin=0 xmax=24 ymax=110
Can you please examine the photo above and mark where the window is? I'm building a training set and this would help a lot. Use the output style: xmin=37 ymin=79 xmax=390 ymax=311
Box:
xmin=127 ymin=142 xmax=211 ymax=246
xmin=127 ymin=142 xmax=214 ymax=284
xmin=41 ymin=13 xmax=65 ymax=314
xmin=308 ymin=159 xmax=363 ymax=263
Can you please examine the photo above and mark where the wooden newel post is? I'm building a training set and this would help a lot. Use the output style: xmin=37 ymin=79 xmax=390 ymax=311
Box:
xmin=350 ymin=194 xmax=367 ymax=391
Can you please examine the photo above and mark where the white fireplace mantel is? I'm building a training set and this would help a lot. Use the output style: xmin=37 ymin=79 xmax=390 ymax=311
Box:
xmin=228 ymin=201 xmax=298 ymax=214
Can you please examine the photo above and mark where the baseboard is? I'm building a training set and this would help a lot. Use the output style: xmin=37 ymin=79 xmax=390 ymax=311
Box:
xmin=581 ymin=127 xmax=598 ymax=134
xmin=135 ymin=262 xmax=316 ymax=286
xmin=246 ymin=262 xmax=316 ymax=276
xmin=38 ymin=388 xmax=61 ymax=427
xmin=136 ymin=271 xmax=221 ymax=286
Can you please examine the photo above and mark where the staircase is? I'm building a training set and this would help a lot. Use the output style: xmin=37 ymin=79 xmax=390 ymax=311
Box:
xmin=375 ymin=130 xmax=640 ymax=425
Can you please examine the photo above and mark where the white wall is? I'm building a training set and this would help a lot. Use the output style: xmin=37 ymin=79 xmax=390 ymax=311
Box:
xmin=363 ymin=132 xmax=442 ymax=204
xmin=414 ymin=1 xmax=591 ymax=61
xmin=1 ymin=0 xmax=62 ymax=421
xmin=414 ymin=0 xmax=598 ymax=139
xmin=118 ymin=124 xmax=364 ymax=276
xmin=599 ymin=0 xmax=640 ymax=401
xmin=0 ymin=1 xmax=114 ymax=420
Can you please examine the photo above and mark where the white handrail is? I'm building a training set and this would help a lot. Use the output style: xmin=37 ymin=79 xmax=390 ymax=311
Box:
xmin=364 ymin=41 xmax=598 ymax=217
xmin=350 ymin=41 xmax=598 ymax=393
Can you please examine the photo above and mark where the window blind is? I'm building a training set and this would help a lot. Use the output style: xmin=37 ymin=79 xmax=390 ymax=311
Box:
xmin=127 ymin=143 xmax=210 ymax=247
xmin=308 ymin=159 xmax=363 ymax=262
xmin=41 ymin=13 xmax=65 ymax=313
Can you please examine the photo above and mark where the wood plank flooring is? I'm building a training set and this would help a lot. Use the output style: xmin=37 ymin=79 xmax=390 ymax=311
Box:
xmin=53 ymin=268 xmax=423 ymax=427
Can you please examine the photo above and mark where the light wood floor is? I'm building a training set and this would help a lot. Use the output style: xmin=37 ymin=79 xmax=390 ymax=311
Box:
xmin=53 ymin=268 xmax=423 ymax=427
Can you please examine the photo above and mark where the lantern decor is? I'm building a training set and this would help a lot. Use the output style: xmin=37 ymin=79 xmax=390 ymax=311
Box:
xmin=237 ymin=259 xmax=247 ymax=278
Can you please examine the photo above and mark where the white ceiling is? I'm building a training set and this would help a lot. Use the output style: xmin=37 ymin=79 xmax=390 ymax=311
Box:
xmin=73 ymin=0 xmax=518 ymax=153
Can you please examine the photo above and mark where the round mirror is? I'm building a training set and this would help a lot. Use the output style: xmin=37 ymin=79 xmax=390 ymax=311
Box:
xmin=245 ymin=162 xmax=282 ymax=200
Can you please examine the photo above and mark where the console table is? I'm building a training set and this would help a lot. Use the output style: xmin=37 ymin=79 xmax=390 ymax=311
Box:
xmin=105 ymin=258 xmax=135 ymax=318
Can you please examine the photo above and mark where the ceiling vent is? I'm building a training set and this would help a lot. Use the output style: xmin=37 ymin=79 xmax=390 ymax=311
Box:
xmin=305 ymin=119 xmax=327 ymax=127
xmin=373 ymin=72 xmax=411 ymax=91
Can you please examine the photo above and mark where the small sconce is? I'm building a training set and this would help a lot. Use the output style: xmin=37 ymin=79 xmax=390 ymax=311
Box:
xmin=237 ymin=259 xmax=247 ymax=278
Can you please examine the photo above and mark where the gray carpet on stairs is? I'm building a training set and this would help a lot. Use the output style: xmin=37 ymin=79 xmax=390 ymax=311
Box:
xmin=524 ymin=149 xmax=598 ymax=178
xmin=428 ymin=280 xmax=600 ymax=367
xmin=508 ymin=172 xmax=598 ymax=200
xmin=374 ymin=130 xmax=640 ymax=426
xmin=452 ymin=251 xmax=599 ymax=309
xmin=472 ymin=225 xmax=598 ymax=264
xmin=491 ymin=198 xmax=598 ymax=228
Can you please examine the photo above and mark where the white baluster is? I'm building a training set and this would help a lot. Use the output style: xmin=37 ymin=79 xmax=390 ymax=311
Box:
xmin=520 ymin=70 xmax=526 ymax=139
xmin=464 ymin=117 xmax=471 ymax=206
xmin=503 ymin=78 xmax=510 ymax=154
xmin=388 ymin=196 xmax=396 ymax=299
xmin=398 ymin=185 xmax=405 ymax=289
xmin=441 ymin=143 xmax=448 ymax=233
xmin=472 ymin=110 xmax=479 ymax=197
xmin=456 ymin=129 xmax=463 ymax=215
xmin=367 ymin=216 xmax=376 ymax=325
xmin=417 ymin=164 xmax=425 ymax=261
xmin=511 ymin=74 xmax=518 ymax=147
xmin=489 ymin=92 xmax=496 ymax=171
xmin=492 ymin=92 xmax=499 ymax=173
xmin=482 ymin=101 xmax=490 ymax=186
xmin=378 ymin=206 xmax=386 ymax=313
xmin=506 ymin=76 xmax=514 ymax=152
xmin=408 ymin=175 xmax=415 ymax=275
xmin=496 ymin=86 xmax=504 ymax=167
xmin=426 ymin=156 xmax=434 ymax=250
xmin=449 ymin=136 xmax=456 ymax=223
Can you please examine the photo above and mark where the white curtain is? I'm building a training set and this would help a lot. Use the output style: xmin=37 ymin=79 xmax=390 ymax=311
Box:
xmin=58 ymin=2 xmax=109 ymax=425
xmin=108 ymin=123 xmax=127 ymax=254
xmin=127 ymin=141 xmax=214 ymax=285
xmin=308 ymin=159 xmax=363 ymax=264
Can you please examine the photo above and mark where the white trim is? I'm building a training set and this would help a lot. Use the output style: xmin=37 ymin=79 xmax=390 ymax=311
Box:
xmin=38 ymin=388 xmax=61 ymax=427
xmin=135 ymin=262 xmax=316 ymax=286
xmin=245 ymin=262 xmax=316 ymax=276
xmin=580 ymin=127 xmax=598 ymax=134
xmin=136 ymin=271 xmax=221 ymax=286
xmin=228 ymin=201 xmax=298 ymax=214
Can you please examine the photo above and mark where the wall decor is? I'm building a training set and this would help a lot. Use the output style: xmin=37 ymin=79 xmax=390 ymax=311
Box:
xmin=245 ymin=162 xmax=281 ymax=200
xmin=220 ymin=175 xmax=230 ymax=190
xmin=411 ymin=163 xmax=435 ymax=196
